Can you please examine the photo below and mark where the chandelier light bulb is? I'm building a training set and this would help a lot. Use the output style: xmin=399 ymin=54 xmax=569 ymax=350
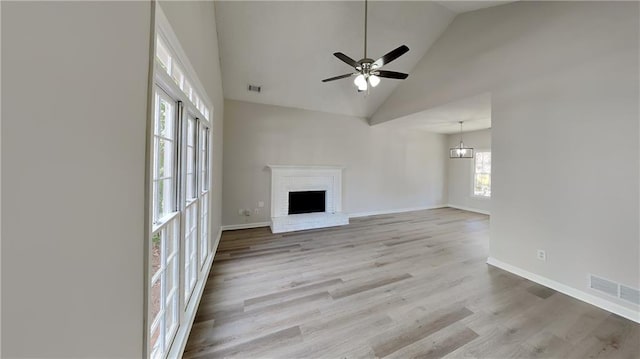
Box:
xmin=368 ymin=74 xmax=380 ymax=87
xmin=354 ymin=74 xmax=367 ymax=90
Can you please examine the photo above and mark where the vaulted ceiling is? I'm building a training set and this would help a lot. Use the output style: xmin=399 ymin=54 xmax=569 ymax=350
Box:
xmin=215 ymin=1 xmax=514 ymax=119
xmin=375 ymin=92 xmax=492 ymax=134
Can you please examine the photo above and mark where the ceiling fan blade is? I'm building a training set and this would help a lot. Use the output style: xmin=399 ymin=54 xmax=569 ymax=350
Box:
xmin=372 ymin=45 xmax=409 ymax=68
xmin=334 ymin=52 xmax=361 ymax=69
xmin=322 ymin=73 xmax=354 ymax=82
xmin=376 ymin=70 xmax=409 ymax=80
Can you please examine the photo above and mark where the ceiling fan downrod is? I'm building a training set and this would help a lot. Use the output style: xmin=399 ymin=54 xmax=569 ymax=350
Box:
xmin=364 ymin=0 xmax=368 ymax=59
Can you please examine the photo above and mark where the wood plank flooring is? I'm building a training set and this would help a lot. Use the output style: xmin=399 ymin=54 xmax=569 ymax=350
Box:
xmin=184 ymin=208 xmax=640 ymax=358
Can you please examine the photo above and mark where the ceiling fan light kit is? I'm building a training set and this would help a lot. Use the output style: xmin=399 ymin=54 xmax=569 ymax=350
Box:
xmin=322 ymin=0 xmax=410 ymax=92
xmin=450 ymin=121 xmax=474 ymax=159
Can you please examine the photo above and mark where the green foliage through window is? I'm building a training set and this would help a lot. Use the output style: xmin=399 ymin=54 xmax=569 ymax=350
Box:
xmin=474 ymin=152 xmax=491 ymax=197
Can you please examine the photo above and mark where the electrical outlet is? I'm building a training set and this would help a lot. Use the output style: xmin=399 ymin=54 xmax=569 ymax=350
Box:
xmin=238 ymin=209 xmax=244 ymax=216
xmin=254 ymin=208 xmax=260 ymax=215
xmin=242 ymin=209 xmax=252 ymax=216
xmin=537 ymin=249 xmax=547 ymax=261
xmin=258 ymin=201 xmax=265 ymax=208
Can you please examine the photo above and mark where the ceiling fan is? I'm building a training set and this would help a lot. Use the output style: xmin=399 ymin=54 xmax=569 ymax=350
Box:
xmin=322 ymin=0 xmax=410 ymax=92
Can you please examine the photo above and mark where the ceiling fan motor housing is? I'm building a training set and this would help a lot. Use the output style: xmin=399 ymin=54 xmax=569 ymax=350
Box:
xmin=358 ymin=59 xmax=379 ymax=76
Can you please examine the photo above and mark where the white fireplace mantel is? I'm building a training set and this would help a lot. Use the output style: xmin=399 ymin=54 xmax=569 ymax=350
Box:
xmin=267 ymin=165 xmax=349 ymax=233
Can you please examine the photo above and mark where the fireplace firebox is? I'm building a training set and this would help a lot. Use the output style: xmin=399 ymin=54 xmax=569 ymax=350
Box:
xmin=288 ymin=191 xmax=326 ymax=215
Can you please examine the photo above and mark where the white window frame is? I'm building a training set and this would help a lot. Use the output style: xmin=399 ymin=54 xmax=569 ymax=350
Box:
xmin=146 ymin=6 xmax=214 ymax=359
xmin=472 ymin=150 xmax=491 ymax=198
xmin=149 ymin=86 xmax=181 ymax=359
xmin=152 ymin=88 xmax=178 ymax=223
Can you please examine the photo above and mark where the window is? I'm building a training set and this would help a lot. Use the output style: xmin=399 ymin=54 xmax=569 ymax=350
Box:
xmin=474 ymin=151 xmax=491 ymax=197
xmin=185 ymin=117 xmax=197 ymax=200
xmin=183 ymin=80 xmax=193 ymax=102
xmin=156 ymin=38 xmax=172 ymax=74
xmin=183 ymin=116 xmax=198 ymax=304
xmin=153 ymin=89 xmax=176 ymax=222
xmin=154 ymin=36 xmax=210 ymax=119
xmin=150 ymin=88 xmax=180 ymax=359
xmin=148 ymin=29 xmax=214 ymax=358
xmin=149 ymin=220 xmax=179 ymax=359
xmin=171 ymin=63 xmax=184 ymax=90
xmin=150 ymin=90 xmax=210 ymax=358
xmin=183 ymin=202 xmax=198 ymax=303
xmin=199 ymin=125 xmax=210 ymax=266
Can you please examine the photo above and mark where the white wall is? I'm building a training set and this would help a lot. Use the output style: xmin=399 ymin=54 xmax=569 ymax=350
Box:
xmin=1 ymin=3 xmax=4 ymax=354
xmin=490 ymin=14 xmax=639 ymax=310
xmin=2 ymin=2 xmax=151 ymax=356
xmin=223 ymin=100 xmax=448 ymax=226
xmin=160 ymin=0 xmax=225 ymax=241
xmin=447 ymin=129 xmax=491 ymax=214
xmin=372 ymin=1 xmax=639 ymax=313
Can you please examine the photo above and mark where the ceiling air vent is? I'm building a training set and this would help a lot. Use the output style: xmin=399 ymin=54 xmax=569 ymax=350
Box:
xmin=620 ymin=285 xmax=640 ymax=305
xmin=247 ymin=84 xmax=261 ymax=93
xmin=589 ymin=275 xmax=618 ymax=297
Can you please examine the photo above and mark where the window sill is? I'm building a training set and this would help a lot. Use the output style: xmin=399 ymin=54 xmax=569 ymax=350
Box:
xmin=471 ymin=195 xmax=491 ymax=200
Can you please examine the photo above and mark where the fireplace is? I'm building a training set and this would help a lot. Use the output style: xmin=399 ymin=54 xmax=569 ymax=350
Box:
xmin=288 ymin=191 xmax=326 ymax=215
xmin=267 ymin=165 xmax=349 ymax=233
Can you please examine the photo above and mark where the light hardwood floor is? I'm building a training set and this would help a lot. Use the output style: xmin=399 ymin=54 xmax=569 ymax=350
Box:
xmin=184 ymin=208 xmax=639 ymax=358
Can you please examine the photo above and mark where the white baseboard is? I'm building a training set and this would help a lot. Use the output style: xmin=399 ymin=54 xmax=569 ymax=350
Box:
xmin=171 ymin=227 xmax=222 ymax=359
xmin=211 ymin=226 xmax=223 ymax=254
xmin=446 ymin=204 xmax=491 ymax=215
xmin=487 ymin=257 xmax=640 ymax=323
xmin=349 ymin=204 xmax=448 ymax=219
xmin=221 ymin=221 xmax=270 ymax=231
